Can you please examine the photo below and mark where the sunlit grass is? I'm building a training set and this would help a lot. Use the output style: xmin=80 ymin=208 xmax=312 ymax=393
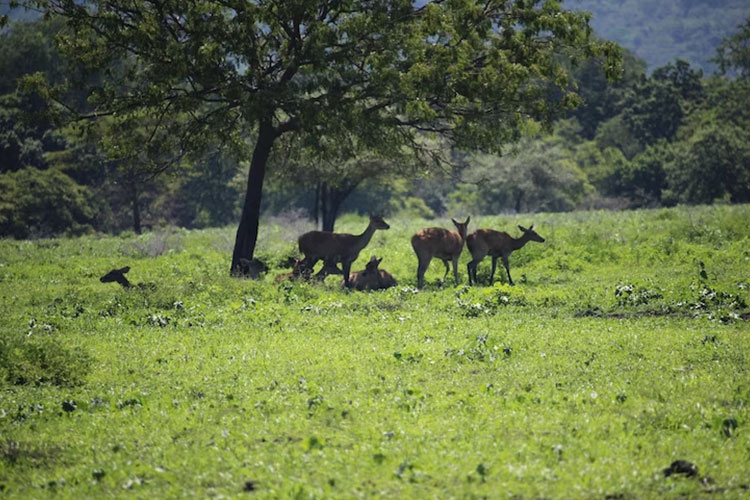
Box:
xmin=1 ymin=204 xmax=749 ymax=498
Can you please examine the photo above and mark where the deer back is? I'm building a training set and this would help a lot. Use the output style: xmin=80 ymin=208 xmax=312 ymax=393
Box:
xmin=469 ymin=229 xmax=514 ymax=253
xmin=377 ymin=269 xmax=398 ymax=289
xmin=411 ymin=227 xmax=465 ymax=259
xmin=299 ymin=231 xmax=359 ymax=260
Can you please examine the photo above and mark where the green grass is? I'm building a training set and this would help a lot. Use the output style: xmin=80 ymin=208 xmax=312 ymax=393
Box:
xmin=1 ymin=205 xmax=750 ymax=498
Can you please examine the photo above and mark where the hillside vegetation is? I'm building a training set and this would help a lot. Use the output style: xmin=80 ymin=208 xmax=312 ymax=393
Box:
xmin=1 ymin=205 xmax=749 ymax=498
xmin=568 ymin=0 xmax=750 ymax=73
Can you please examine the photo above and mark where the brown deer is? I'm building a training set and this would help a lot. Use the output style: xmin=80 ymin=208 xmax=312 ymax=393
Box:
xmin=298 ymin=215 xmax=390 ymax=286
xmin=99 ymin=266 xmax=156 ymax=290
xmin=100 ymin=266 xmax=133 ymax=288
xmin=273 ymin=258 xmax=312 ymax=284
xmin=466 ymin=224 xmax=545 ymax=286
xmin=314 ymin=260 xmax=344 ymax=281
xmin=345 ymin=256 xmax=398 ymax=291
xmin=411 ymin=217 xmax=470 ymax=288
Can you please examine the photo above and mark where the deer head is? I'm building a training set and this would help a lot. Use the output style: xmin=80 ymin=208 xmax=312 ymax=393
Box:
xmin=370 ymin=215 xmax=390 ymax=230
xmin=100 ymin=266 xmax=132 ymax=288
xmin=451 ymin=216 xmax=471 ymax=240
xmin=518 ymin=224 xmax=545 ymax=243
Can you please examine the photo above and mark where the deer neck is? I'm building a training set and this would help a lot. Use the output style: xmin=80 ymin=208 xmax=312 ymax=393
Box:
xmin=511 ymin=233 xmax=532 ymax=251
xmin=455 ymin=230 xmax=467 ymax=247
xmin=353 ymin=223 xmax=377 ymax=253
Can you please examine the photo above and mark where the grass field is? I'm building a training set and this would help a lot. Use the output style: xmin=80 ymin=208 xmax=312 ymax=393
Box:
xmin=1 ymin=205 xmax=749 ymax=498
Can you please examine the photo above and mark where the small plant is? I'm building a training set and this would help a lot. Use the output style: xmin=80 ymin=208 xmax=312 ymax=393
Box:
xmin=125 ymin=227 xmax=183 ymax=258
xmin=0 ymin=334 xmax=91 ymax=387
xmin=614 ymin=282 xmax=663 ymax=307
xmin=445 ymin=335 xmax=507 ymax=363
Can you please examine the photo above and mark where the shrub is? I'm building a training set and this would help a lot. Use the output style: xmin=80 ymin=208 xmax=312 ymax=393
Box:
xmin=0 ymin=334 xmax=91 ymax=387
xmin=0 ymin=166 xmax=99 ymax=238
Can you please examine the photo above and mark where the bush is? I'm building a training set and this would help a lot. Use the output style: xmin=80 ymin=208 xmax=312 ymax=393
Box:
xmin=0 ymin=334 xmax=91 ymax=387
xmin=0 ymin=166 xmax=99 ymax=238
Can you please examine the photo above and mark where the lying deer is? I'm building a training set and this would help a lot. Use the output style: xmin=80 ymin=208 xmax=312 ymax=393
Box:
xmin=100 ymin=266 xmax=133 ymax=288
xmin=99 ymin=266 xmax=155 ymax=290
xmin=466 ymin=224 xmax=545 ymax=285
xmin=274 ymin=258 xmax=341 ymax=284
xmin=411 ymin=217 xmax=470 ymax=288
xmin=346 ymin=256 xmax=397 ymax=291
xmin=298 ymin=215 xmax=390 ymax=286
xmin=273 ymin=258 xmax=311 ymax=284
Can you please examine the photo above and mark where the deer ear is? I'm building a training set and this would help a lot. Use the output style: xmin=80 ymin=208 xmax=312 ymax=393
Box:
xmin=451 ymin=218 xmax=458 ymax=225
xmin=464 ymin=216 xmax=470 ymax=225
xmin=120 ymin=266 xmax=131 ymax=274
xmin=518 ymin=225 xmax=527 ymax=232
xmin=377 ymin=258 xmax=382 ymax=265
xmin=529 ymin=224 xmax=534 ymax=230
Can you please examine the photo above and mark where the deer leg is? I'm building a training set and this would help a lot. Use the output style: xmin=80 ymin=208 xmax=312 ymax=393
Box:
xmin=440 ymin=259 xmax=450 ymax=284
xmin=342 ymin=260 xmax=353 ymax=286
xmin=315 ymin=259 xmax=341 ymax=280
xmin=467 ymin=261 xmax=475 ymax=286
xmin=502 ymin=256 xmax=513 ymax=285
xmin=417 ymin=257 xmax=430 ymax=289
xmin=300 ymin=257 xmax=318 ymax=273
xmin=489 ymin=256 xmax=498 ymax=286
xmin=452 ymin=256 xmax=460 ymax=285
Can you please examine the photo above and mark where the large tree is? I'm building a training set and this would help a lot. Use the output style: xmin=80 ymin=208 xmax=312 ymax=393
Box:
xmin=21 ymin=0 xmax=619 ymax=275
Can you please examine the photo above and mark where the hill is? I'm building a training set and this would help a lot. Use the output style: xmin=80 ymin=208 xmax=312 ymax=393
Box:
xmin=567 ymin=0 xmax=750 ymax=73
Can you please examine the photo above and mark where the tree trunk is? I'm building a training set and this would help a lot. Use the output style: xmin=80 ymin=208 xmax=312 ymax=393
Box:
xmin=320 ymin=182 xmax=330 ymax=231
xmin=514 ymin=188 xmax=524 ymax=214
xmin=320 ymin=182 xmax=355 ymax=232
xmin=131 ymin=182 xmax=141 ymax=235
xmin=230 ymin=121 xmax=277 ymax=276
xmin=313 ymin=182 xmax=321 ymax=226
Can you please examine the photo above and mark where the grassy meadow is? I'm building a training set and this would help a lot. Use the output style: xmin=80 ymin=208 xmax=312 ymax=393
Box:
xmin=1 ymin=205 xmax=750 ymax=499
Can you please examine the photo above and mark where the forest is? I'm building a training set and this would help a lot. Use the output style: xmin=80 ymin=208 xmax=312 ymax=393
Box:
xmin=0 ymin=2 xmax=748 ymax=243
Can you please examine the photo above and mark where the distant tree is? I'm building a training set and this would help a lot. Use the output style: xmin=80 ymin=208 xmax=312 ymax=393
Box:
xmin=19 ymin=0 xmax=620 ymax=275
xmin=570 ymin=47 xmax=647 ymax=139
xmin=620 ymin=60 xmax=703 ymax=146
xmin=167 ymin=149 xmax=243 ymax=229
xmin=664 ymin=124 xmax=750 ymax=204
xmin=573 ymin=139 xmax=629 ymax=196
xmin=454 ymin=137 xmax=592 ymax=214
xmin=0 ymin=166 xmax=98 ymax=238
xmin=714 ymin=16 xmax=750 ymax=78
xmin=272 ymin=131 xmax=419 ymax=231
xmin=0 ymin=18 xmax=69 ymax=173
xmin=593 ymin=115 xmax=643 ymax=160
xmin=617 ymin=141 xmax=671 ymax=205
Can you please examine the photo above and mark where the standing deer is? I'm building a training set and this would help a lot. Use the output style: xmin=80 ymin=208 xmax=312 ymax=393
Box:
xmin=345 ymin=256 xmax=398 ymax=291
xmin=466 ymin=224 xmax=545 ymax=286
xmin=411 ymin=217 xmax=470 ymax=288
xmin=298 ymin=215 xmax=390 ymax=286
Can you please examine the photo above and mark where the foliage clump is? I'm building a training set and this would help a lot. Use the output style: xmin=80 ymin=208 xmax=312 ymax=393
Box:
xmin=0 ymin=333 xmax=91 ymax=387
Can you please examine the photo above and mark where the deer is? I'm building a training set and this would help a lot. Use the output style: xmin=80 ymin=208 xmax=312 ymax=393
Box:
xmin=345 ymin=256 xmax=398 ymax=291
xmin=273 ymin=258 xmax=312 ymax=284
xmin=314 ymin=260 xmax=344 ymax=281
xmin=466 ymin=224 xmax=545 ymax=286
xmin=411 ymin=217 xmax=470 ymax=289
xmin=99 ymin=266 xmax=155 ymax=290
xmin=298 ymin=214 xmax=390 ymax=286
xmin=100 ymin=266 xmax=133 ymax=288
